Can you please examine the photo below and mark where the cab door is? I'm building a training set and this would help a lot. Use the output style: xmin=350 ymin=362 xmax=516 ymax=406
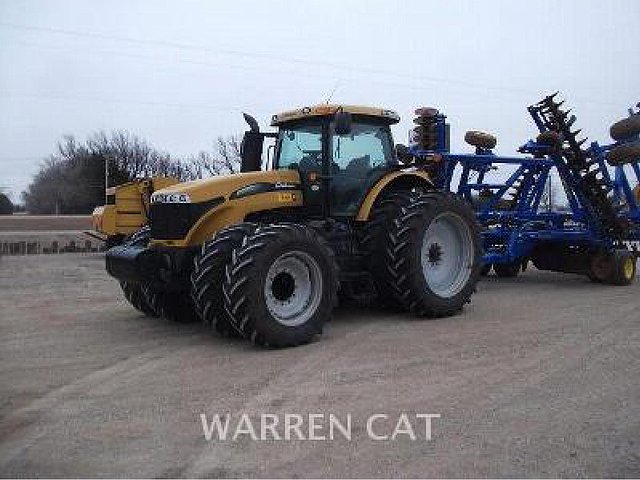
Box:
xmin=275 ymin=120 xmax=326 ymax=217
xmin=330 ymin=120 xmax=396 ymax=216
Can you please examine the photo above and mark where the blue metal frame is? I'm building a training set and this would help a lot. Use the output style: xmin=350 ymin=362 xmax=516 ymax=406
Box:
xmin=409 ymin=105 xmax=640 ymax=267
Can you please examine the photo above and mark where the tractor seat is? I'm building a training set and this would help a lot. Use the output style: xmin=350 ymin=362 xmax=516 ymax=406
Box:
xmin=465 ymin=130 xmax=497 ymax=150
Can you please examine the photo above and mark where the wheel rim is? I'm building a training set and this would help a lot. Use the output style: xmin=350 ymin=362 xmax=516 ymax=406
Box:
xmin=420 ymin=212 xmax=474 ymax=298
xmin=623 ymin=257 xmax=635 ymax=280
xmin=264 ymin=250 xmax=323 ymax=326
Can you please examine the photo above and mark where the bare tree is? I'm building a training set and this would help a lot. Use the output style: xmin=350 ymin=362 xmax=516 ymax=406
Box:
xmin=192 ymin=135 xmax=241 ymax=176
xmin=22 ymin=131 xmax=197 ymax=214
xmin=0 ymin=192 xmax=13 ymax=215
xmin=21 ymin=130 xmax=241 ymax=214
xmin=86 ymin=130 xmax=196 ymax=182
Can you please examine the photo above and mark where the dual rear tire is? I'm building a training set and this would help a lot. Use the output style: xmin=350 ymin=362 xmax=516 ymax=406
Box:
xmin=190 ymin=221 xmax=340 ymax=346
xmin=365 ymin=191 xmax=482 ymax=316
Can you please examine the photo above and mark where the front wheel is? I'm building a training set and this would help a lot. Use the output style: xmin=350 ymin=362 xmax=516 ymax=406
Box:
xmin=223 ymin=223 xmax=339 ymax=347
xmin=143 ymin=286 xmax=199 ymax=323
xmin=384 ymin=192 xmax=482 ymax=316
xmin=120 ymin=281 xmax=158 ymax=317
xmin=190 ymin=222 xmax=258 ymax=336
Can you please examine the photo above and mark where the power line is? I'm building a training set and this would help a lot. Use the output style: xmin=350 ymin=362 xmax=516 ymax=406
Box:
xmin=0 ymin=21 xmax=622 ymax=107
xmin=2 ymin=39 xmax=292 ymax=80
xmin=1 ymin=39 xmax=623 ymax=116
xmin=0 ymin=91 xmax=271 ymax=114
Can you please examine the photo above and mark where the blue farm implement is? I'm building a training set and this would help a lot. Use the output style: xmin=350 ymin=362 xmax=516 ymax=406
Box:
xmin=405 ymin=94 xmax=640 ymax=285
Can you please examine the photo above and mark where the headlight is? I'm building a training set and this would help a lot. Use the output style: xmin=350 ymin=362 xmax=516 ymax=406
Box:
xmin=150 ymin=192 xmax=191 ymax=204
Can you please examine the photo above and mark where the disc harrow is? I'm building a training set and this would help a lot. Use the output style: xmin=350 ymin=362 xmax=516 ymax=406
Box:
xmin=406 ymin=93 xmax=640 ymax=284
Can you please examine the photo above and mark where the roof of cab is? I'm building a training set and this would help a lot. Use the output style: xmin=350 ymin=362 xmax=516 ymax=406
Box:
xmin=270 ymin=104 xmax=400 ymax=126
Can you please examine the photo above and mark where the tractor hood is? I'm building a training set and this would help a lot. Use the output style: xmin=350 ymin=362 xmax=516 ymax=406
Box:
xmin=150 ymin=169 xmax=301 ymax=205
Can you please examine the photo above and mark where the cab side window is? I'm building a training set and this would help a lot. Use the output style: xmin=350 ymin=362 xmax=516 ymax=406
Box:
xmin=331 ymin=121 xmax=394 ymax=215
xmin=332 ymin=123 xmax=392 ymax=173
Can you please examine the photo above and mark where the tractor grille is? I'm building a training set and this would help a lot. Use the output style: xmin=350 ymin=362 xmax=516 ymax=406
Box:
xmin=149 ymin=197 xmax=224 ymax=240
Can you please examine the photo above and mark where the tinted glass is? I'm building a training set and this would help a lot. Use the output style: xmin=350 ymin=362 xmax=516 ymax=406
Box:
xmin=277 ymin=124 xmax=323 ymax=169
xmin=332 ymin=123 xmax=393 ymax=171
xmin=331 ymin=122 xmax=394 ymax=215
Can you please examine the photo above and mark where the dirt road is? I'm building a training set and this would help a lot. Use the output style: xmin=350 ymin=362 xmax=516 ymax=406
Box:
xmin=0 ymin=254 xmax=638 ymax=477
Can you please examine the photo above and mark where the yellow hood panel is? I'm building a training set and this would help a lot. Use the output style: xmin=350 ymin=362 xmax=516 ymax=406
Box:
xmin=154 ymin=169 xmax=301 ymax=203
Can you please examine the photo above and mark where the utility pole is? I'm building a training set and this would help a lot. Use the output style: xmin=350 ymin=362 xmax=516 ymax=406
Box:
xmin=105 ymin=155 xmax=109 ymax=203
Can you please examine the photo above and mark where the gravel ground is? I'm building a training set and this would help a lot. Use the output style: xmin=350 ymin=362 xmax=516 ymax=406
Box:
xmin=0 ymin=254 xmax=639 ymax=478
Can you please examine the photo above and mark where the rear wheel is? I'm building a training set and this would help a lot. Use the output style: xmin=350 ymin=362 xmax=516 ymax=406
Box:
xmin=190 ymin=222 xmax=257 ymax=336
xmin=385 ymin=192 xmax=482 ymax=316
xmin=360 ymin=191 xmax=416 ymax=309
xmin=223 ymin=223 xmax=338 ymax=347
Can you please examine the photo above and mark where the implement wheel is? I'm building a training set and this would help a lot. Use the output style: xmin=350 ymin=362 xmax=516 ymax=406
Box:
xmin=384 ymin=192 xmax=482 ymax=316
xmin=588 ymin=252 xmax=612 ymax=283
xmin=191 ymin=222 xmax=257 ymax=336
xmin=536 ymin=131 xmax=563 ymax=148
xmin=609 ymin=249 xmax=637 ymax=286
xmin=465 ymin=130 xmax=497 ymax=150
xmin=223 ymin=223 xmax=338 ymax=347
xmin=610 ymin=115 xmax=640 ymax=142
xmin=607 ymin=141 xmax=640 ymax=166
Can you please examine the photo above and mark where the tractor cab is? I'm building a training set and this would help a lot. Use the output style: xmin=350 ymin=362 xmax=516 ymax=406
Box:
xmin=241 ymin=105 xmax=401 ymax=217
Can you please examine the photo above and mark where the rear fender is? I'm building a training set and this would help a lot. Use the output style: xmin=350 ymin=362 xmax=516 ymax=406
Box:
xmin=356 ymin=171 xmax=434 ymax=221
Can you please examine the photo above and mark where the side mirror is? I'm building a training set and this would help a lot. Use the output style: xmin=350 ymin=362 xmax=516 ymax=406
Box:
xmin=334 ymin=111 xmax=352 ymax=135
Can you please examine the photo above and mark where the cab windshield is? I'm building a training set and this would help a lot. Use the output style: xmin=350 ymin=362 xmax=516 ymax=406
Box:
xmin=275 ymin=119 xmax=394 ymax=172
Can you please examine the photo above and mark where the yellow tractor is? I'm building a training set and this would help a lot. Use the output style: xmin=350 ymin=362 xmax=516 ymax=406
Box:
xmin=106 ymin=105 xmax=482 ymax=347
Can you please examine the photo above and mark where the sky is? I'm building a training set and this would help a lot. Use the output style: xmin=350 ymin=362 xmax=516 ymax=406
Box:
xmin=1 ymin=0 xmax=639 ymax=203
